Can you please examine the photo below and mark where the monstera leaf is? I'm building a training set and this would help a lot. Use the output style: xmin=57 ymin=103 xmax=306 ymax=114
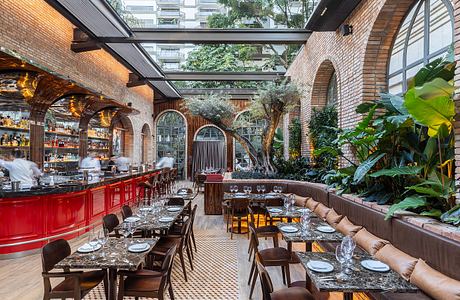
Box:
xmin=404 ymin=89 xmax=455 ymax=137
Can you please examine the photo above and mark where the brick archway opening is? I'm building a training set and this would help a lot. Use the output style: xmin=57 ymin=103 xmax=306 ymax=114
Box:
xmin=141 ymin=123 xmax=152 ymax=163
xmin=311 ymin=60 xmax=336 ymax=108
xmin=361 ymin=0 xmax=416 ymax=102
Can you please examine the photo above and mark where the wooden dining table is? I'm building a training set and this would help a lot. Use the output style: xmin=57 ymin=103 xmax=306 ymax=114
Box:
xmin=55 ymin=238 xmax=158 ymax=300
xmin=296 ymin=251 xmax=418 ymax=300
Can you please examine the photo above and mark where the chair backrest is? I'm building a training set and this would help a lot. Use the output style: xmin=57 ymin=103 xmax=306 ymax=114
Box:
xmin=231 ymin=197 xmax=250 ymax=214
xmin=167 ymin=197 xmax=185 ymax=206
xmin=249 ymin=223 xmax=259 ymax=251
xmin=41 ymin=239 xmax=71 ymax=272
xmin=264 ymin=196 xmax=284 ymax=207
xmin=103 ymin=213 xmax=120 ymax=233
xmin=248 ymin=206 xmax=256 ymax=224
xmin=190 ymin=204 xmax=198 ymax=225
xmin=159 ymin=245 xmax=177 ymax=291
xmin=256 ymin=253 xmax=274 ymax=300
xmin=121 ymin=205 xmax=133 ymax=220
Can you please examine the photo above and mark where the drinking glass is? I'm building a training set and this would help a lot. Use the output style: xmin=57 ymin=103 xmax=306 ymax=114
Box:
xmin=335 ymin=245 xmax=349 ymax=281
xmin=341 ymin=236 xmax=356 ymax=273
xmin=290 ymin=194 xmax=296 ymax=211
xmin=260 ymin=185 xmax=266 ymax=193
xmin=256 ymin=185 xmax=261 ymax=193
xmin=88 ymin=227 xmax=98 ymax=260
xmin=122 ymin=222 xmax=131 ymax=247
xmin=98 ymin=229 xmax=108 ymax=258
xmin=247 ymin=186 xmax=252 ymax=194
xmin=300 ymin=211 xmax=311 ymax=236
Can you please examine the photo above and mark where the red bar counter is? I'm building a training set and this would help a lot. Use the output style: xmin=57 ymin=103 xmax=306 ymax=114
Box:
xmin=0 ymin=169 xmax=159 ymax=256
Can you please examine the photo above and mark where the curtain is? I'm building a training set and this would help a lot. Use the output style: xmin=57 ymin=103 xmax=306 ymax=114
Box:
xmin=191 ymin=141 xmax=226 ymax=179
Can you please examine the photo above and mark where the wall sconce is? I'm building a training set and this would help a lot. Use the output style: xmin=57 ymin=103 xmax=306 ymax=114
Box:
xmin=340 ymin=24 xmax=353 ymax=36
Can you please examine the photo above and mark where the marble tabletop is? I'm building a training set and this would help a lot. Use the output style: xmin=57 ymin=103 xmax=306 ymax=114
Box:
xmin=56 ymin=238 xmax=158 ymax=271
xmin=223 ymin=192 xmax=287 ymax=202
xmin=296 ymin=252 xmax=418 ymax=294
xmin=116 ymin=205 xmax=185 ymax=231
xmin=171 ymin=192 xmax=197 ymax=201
xmin=277 ymin=220 xmax=343 ymax=242
xmin=267 ymin=206 xmax=317 ymax=219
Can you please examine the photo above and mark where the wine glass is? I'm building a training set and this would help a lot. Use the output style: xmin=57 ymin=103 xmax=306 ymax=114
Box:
xmin=88 ymin=227 xmax=98 ymax=260
xmin=98 ymin=229 xmax=108 ymax=258
xmin=247 ymin=186 xmax=252 ymax=194
xmin=335 ymin=245 xmax=349 ymax=281
xmin=122 ymin=222 xmax=131 ymax=247
xmin=290 ymin=194 xmax=296 ymax=211
xmin=129 ymin=223 xmax=136 ymax=244
xmin=341 ymin=236 xmax=356 ymax=272
xmin=300 ymin=211 xmax=311 ymax=236
xmin=256 ymin=185 xmax=261 ymax=193
xmin=260 ymin=185 xmax=266 ymax=194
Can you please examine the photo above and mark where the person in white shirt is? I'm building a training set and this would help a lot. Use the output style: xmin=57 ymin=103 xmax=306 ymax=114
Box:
xmin=80 ymin=154 xmax=101 ymax=172
xmin=0 ymin=153 xmax=42 ymax=187
xmin=156 ymin=152 xmax=175 ymax=169
xmin=115 ymin=156 xmax=130 ymax=172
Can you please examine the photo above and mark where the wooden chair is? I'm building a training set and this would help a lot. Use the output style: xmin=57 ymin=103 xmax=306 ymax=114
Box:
xmin=248 ymin=206 xmax=279 ymax=262
xmin=102 ymin=213 xmax=120 ymax=237
xmin=150 ymin=217 xmax=193 ymax=282
xmin=194 ymin=173 xmax=207 ymax=193
xmin=256 ymin=253 xmax=314 ymax=300
xmin=121 ymin=205 xmax=133 ymax=220
xmin=117 ymin=245 xmax=177 ymax=300
xmin=41 ymin=239 xmax=106 ymax=300
xmin=229 ymin=197 xmax=250 ymax=240
xmin=248 ymin=224 xmax=292 ymax=299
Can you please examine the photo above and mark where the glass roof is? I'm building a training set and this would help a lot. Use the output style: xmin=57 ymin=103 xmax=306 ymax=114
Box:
xmin=107 ymin=0 xmax=311 ymax=30
xmin=172 ymin=80 xmax=266 ymax=88
xmin=141 ymin=43 xmax=291 ymax=73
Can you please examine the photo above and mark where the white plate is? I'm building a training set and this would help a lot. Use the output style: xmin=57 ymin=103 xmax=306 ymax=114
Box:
xmin=268 ymin=208 xmax=283 ymax=213
xmin=307 ymin=260 xmax=334 ymax=273
xmin=361 ymin=260 xmax=390 ymax=272
xmin=125 ymin=217 xmax=141 ymax=222
xmin=280 ymin=226 xmax=299 ymax=233
xmin=297 ymin=208 xmax=311 ymax=213
xmin=77 ymin=243 xmax=102 ymax=253
xmin=234 ymin=192 xmax=246 ymax=197
xmin=177 ymin=191 xmax=188 ymax=195
xmin=159 ymin=217 xmax=174 ymax=222
xmin=139 ymin=207 xmax=152 ymax=212
xmin=316 ymin=225 xmax=336 ymax=233
xmin=167 ymin=207 xmax=181 ymax=212
xmin=128 ymin=243 xmax=150 ymax=253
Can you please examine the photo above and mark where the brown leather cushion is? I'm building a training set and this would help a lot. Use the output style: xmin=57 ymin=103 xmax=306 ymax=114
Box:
xmin=123 ymin=270 xmax=162 ymax=292
xmin=271 ymin=287 xmax=315 ymax=300
xmin=314 ymin=203 xmax=331 ymax=219
xmin=353 ymin=228 xmax=388 ymax=255
xmin=410 ymin=259 xmax=460 ymax=300
xmin=306 ymin=199 xmax=320 ymax=211
xmin=335 ymin=217 xmax=362 ymax=237
xmin=374 ymin=244 xmax=418 ymax=281
xmin=325 ymin=208 xmax=343 ymax=227
xmin=294 ymin=194 xmax=310 ymax=207
xmin=53 ymin=270 xmax=105 ymax=292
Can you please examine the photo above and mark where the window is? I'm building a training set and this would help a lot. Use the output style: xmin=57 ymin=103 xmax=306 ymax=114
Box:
xmin=195 ymin=126 xmax=225 ymax=141
xmin=156 ymin=111 xmax=186 ymax=178
xmin=137 ymin=18 xmax=155 ymax=28
xmin=326 ymin=71 xmax=338 ymax=106
xmin=234 ymin=111 xmax=265 ymax=169
xmin=388 ymin=0 xmax=453 ymax=94
xmin=125 ymin=5 xmax=154 ymax=13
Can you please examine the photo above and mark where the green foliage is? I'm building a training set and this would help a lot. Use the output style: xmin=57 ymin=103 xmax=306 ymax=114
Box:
xmin=309 ymin=105 xmax=338 ymax=168
xmin=107 ymin=0 xmax=140 ymax=27
xmin=289 ymin=118 xmax=302 ymax=158
xmin=272 ymin=128 xmax=284 ymax=160
xmin=314 ymin=54 xmax=457 ymax=223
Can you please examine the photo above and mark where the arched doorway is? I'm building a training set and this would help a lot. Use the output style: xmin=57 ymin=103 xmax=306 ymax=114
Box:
xmin=141 ymin=123 xmax=152 ymax=163
xmin=192 ymin=125 xmax=227 ymax=176
xmin=155 ymin=110 xmax=187 ymax=178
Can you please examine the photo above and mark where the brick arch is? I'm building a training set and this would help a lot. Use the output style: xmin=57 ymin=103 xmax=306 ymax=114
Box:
xmin=362 ymin=0 xmax=416 ymax=102
xmin=311 ymin=59 xmax=337 ymax=107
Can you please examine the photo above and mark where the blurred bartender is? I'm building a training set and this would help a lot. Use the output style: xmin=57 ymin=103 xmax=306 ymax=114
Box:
xmin=0 ymin=151 xmax=42 ymax=187
xmin=108 ymin=155 xmax=130 ymax=172
xmin=156 ymin=152 xmax=175 ymax=168
xmin=80 ymin=154 xmax=101 ymax=172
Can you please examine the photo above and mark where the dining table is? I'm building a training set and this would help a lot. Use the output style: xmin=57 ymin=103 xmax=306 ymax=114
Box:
xmin=266 ymin=206 xmax=317 ymax=220
xmin=171 ymin=192 xmax=198 ymax=201
xmin=296 ymin=251 xmax=418 ymax=300
xmin=115 ymin=204 xmax=186 ymax=235
xmin=55 ymin=237 xmax=158 ymax=300
xmin=277 ymin=219 xmax=343 ymax=252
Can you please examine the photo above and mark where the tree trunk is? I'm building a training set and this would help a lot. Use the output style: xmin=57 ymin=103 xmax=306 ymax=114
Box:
xmin=261 ymin=114 xmax=282 ymax=174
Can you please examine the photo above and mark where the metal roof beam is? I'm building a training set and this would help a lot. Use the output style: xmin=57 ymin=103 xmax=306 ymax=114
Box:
xmin=98 ymin=29 xmax=311 ymax=44
xmin=152 ymin=72 xmax=284 ymax=81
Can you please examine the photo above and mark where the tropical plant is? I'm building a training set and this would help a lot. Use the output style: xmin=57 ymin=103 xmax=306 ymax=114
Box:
xmin=289 ymin=117 xmax=302 ymax=158
xmin=314 ymin=53 xmax=459 ymax=224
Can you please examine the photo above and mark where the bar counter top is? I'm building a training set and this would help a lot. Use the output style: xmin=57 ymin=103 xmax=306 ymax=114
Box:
xmin=0 ymin=169 xmax=161 ymax=198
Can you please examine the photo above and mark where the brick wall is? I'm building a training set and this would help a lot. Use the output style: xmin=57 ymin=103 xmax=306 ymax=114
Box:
xmin=287 ymin=0 xmax=445 ymax=163
xmin=0 ymin=0 xmax=154 ymax=164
